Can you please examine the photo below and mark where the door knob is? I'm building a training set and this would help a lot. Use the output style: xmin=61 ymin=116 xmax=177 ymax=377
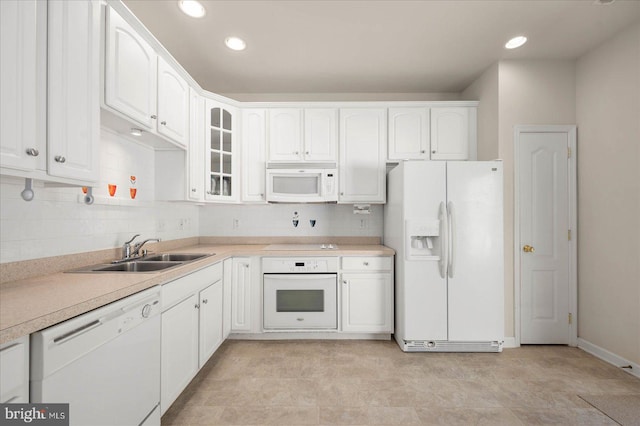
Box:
xmin=523 ymin=245 xmax=535 ymax=253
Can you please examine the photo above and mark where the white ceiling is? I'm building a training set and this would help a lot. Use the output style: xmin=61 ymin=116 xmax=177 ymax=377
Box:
xmin=122 ymin=0 xmax=640 ymax=96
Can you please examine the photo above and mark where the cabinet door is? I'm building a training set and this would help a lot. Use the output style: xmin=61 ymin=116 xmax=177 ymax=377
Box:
xmin=242 ymin=109 xmax=267 ymax=202
xmin=205 ymin=100 xmax=237 ymax=201
xmin=157 ymin=57 xmax=189 ymax=147
xmin=430 ymin=107 xmax=469 ymax=160
xmin=231 ymin=258 xmax=252 ymax=332
xmin=222 ymin=258 xmax=233 ymax=339
xmin=104 ymin=7 xmax=157 ymax=130
xmin=188 ymin=89 xmax=204 ymax=201
xmin=0 ymin=0 xmax=45 ymax=172
xmin=161 ymin=294 xmax=199 ymax=414
xmin=268 ymin=109 xmax=302 ymax=162
xmin=47 ymin=0 xmax=100 ymax=182
xmin=339 ymin=108 xmax=387 ymax=203
xmin=388 ymin=107 xmax=429 ymax=160
xmin=0 ymin=336 xmax=29 ymax=403
xmin=199 ymin=280 xmax=224 ymax=366
xmin=341 ymin=273 xmax=393 ymax=333
xmin=304 ymin=108 xmax=337 ymax=162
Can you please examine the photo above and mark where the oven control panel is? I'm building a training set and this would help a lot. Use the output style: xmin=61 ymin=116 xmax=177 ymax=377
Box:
xmin=262 ymin=257 xmax=338 ymax=273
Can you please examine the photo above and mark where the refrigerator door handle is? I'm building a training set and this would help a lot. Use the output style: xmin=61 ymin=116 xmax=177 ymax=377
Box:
xmin=439 ymin=201 xmax=448 ymax=279
xmin=447 ymin=201 xmax=456 ymax=278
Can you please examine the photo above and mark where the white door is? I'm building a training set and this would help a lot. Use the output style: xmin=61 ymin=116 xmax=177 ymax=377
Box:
xmin=304 ymin=108 xmax=337 ymax=162
xmin=342 ymin=273 xmax=393 ymax=333
xmin=338 ymin=108 xmax=387 ymax=203
xmin=198 ymin=280 xmax=224 ymax=366
xmin=388 ymin=107 xmax=429 ymax=160
xmin=268 ymin=109 xmax=302 ymax=162
xmin=157 ymin=57 xmax=189 ymax=147
xmin=446 ymin=162 xmax=504 ymax=342
xmin=517 ymin=126 xmax=576 ymax=344
xmin=104 ymin=7 xmax=157 ymax=129
xmin=47 ymin=0 xmax=100 ymax=182
xmin=231 ymin=258 xmax=252 ymax=331
xmin=430 ymin=107 xmax=469 ymax=160
xmin=242 ymin=109 xmax=267 ymax=202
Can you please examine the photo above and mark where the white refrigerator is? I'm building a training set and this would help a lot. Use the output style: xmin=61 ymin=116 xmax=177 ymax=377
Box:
xmin=384 ymin=161 xmax=504 ymax=352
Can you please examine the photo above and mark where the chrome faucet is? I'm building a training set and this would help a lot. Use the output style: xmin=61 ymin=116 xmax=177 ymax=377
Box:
xmin=121 ymin=234 xmax=140 ymax=261
xmin=132 ymin=238 xmax=160 ymax=258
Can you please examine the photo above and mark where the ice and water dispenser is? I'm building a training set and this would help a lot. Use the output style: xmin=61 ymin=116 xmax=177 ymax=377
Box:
xmin=405 ymin=219 xmax=442 ymax=260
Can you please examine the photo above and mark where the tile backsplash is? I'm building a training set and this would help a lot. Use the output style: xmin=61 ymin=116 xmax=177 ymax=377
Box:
xmin=1 ymin=129 xmax=383 ymax=264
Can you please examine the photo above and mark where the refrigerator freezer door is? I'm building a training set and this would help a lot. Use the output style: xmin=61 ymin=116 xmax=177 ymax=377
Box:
xmin=446 ymin=161 xmax=504 ymax=342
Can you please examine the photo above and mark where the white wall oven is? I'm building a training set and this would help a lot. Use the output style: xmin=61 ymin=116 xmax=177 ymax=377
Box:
xmin=263 ymin=258 xmax=338 ymax=330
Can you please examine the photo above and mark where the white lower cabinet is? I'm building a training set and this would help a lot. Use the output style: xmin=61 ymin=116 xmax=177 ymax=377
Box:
xmin=230 ymin=257 xmax=259 ymax=332
xmin=0 ymin=335 xmax=29 ymax=403
xmin=341 ymin=257 xmax=394 ymax=333
xmin=160 ymin=262 xmax=223 ymax=414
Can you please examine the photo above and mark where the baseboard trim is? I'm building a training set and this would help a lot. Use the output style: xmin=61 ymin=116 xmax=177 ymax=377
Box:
xmin=578 ymin=338 xmax=640 ymax=379
xmin=503 ymin=337 xmax=519 ymax=349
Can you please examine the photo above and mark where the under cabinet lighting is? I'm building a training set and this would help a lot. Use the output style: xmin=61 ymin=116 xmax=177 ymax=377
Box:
xmin=225 ymin=36 xmax=246 ymax=51
xmin=130 ymin=128 xmax=143 ymax=137
xmin=179 ymin=0 xmax=206 ymax=18
xmin=505 ymin=36 xmax=527 ymax=49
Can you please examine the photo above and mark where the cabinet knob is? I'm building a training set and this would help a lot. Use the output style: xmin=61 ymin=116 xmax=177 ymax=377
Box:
xmin=195 ymin=303 xmax=200 ymax=309
xmin=151 ymin=115 xmax=157 ymax=120
xmin=363 ymin=261 xmax=369 ymax=266
xmin=160 ymin=121 xmax=167 ymax=126
xmin=294 ymin=151 xmax=299 ymax=155
xmin=207 ymin=191 xmax=212 ymax=195
xmin=54 ymin=155 xmax=66 ymax=163
xmin=432 ymin=150 xmax=436 ymax=154
xmin=421 ymin=150 xmax=426 ymax=154
xmin=192 ymin=188 xmax=197 ymax=192
xmin=340 ymin=192 xmax=344 ymax=196
xmin=343 ymin=280 xmax=348 ymax=285
xmin=305 ymin=151 xmax=309 ymax=155
xmin=26 ymin=148 xmax=39 ymax=157
xmin=202 ymin=299 xmax=208 ymax=304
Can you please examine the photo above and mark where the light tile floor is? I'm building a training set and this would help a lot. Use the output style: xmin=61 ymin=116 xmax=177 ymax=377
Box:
xmin=161 ymin=340 xmax=640 ymax=425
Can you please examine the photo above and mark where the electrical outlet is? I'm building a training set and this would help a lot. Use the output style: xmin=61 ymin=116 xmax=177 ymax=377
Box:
xmin=178 ymin=219 xmax=185 ymax=230
xmin=233 ymin=218 xmax=240 ymax=229
xmin=359 ymin=218 xmax=368 ymax=229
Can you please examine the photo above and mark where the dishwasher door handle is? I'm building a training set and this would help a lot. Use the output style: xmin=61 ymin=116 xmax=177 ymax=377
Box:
xmin=53 ymin=319 xmax=102 ymax=345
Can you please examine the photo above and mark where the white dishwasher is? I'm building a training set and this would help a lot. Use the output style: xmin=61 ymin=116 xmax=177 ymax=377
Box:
xmin=30 ymin=286 xmax=161 ymax=426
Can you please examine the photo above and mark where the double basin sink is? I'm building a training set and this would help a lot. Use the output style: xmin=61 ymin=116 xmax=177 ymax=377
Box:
xmin=69 ymin=253 xmax=212 ymax=273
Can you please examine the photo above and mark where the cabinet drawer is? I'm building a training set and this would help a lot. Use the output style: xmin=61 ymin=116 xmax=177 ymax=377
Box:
xmin=341 ymin=256 xmax=392 ymax=271
xmin=162 ymin=262 xmax=222 ymax=311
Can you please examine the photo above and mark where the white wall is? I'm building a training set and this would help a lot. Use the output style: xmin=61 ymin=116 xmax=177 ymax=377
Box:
xmin=497 ymin=59 xmax=577 ymax=338
xmin=0 ymin=129 xmax=199 ymax=262
xmin=576 ymin=23 xmax=640 ymax=364
xmin=461 ymin=62 xmax=499 ymax=160
xmin=199 ymin=203 xmax=383 ymax=238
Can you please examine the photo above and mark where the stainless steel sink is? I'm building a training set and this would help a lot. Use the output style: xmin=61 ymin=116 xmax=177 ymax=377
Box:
xmin=143 ymin=253 xmax=211 ymax=262
xmin=92 ymin=262 xmax=180 ymax=272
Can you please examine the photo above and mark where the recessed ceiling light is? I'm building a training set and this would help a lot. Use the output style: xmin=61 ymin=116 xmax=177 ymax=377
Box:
xmin=594 ymin=0 xmax=615 ymax=5
xmin=178 ymin=0 xmax=206 ymax=18
xmin=505 ymin=36 xmax=527 ymax=50
xmin=225 ymin=36 xmax=246 ymax=51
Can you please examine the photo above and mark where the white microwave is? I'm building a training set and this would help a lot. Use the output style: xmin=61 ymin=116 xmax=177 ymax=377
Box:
xmin=266 ymin=168 xmax=338 ymax=203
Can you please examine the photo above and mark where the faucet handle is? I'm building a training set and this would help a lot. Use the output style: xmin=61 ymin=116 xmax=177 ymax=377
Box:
xmin=124 ymin=234 xmax=140 ymax=245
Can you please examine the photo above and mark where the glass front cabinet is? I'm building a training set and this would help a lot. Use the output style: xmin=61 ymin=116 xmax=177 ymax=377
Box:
xmin=205 ymin=100 xmax=238 ymax=202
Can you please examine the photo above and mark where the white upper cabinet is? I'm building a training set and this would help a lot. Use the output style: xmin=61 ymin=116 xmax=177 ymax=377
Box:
xmin=188 ymin=89 xmax=205 ymax=201
xmin=47 ymin=0 xmax=100 ymax=182
xmin=267 ymin=108 xmax=337 ymax=163
xmin=157 ymin=57 xmax=189 ymax=146
xmin=242 ymin=109 xmax=267 ymax=202
xmin=104 ymin=6 xmax=157 ymax=130
xmin=268 ymin=109 xmax=303 ymax=162
xmin=104 ymin=6 xmax=189 ymax=148
xmin=430 ymin=107 xmax=473 ymax=160
xmin=0 ymin=0 xmax=44 ymax=173
xmin=205 ymin=100 xmax=238 ymax=202
xmin=339 ymin=108 xmax=387 ymax=204
xmin=388 ymin=107 xmax=430 ymax=160
xmin=304 ymin=108 xmax=338 ymax=162
xmin=1 ymin=0 xmax=100 ymax=184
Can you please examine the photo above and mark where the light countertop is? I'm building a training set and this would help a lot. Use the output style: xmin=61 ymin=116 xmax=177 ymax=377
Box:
xmin=0 ymin=243 xmax=393 ymax=344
